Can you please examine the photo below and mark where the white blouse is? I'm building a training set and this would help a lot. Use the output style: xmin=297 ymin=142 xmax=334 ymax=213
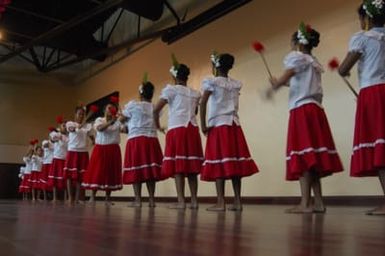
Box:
xmin=66 ymin=121 xmax=93 ymax=152
xmin=50 ymin=131 xmax=68 ymax=160
xmin=42 ymin=140 xmax=54 ymax=164
xmin=122 ymin=100 xmax=157 ymax=139
xmin=94 ymin=117 xmax=121 ymax=145
xmin=201 ymin=76 xmax=241 ymax=127
xmin=284 ymin=51 xmax=323 ymax=110
xmin=349 ymin=27 xmax=385 ymax=89
xmin=23 ymin=157 xmax=32 ymax=174
xmin=160 ymin=84 xmax=201 ymax=130
xmin=31 ymin=155 xmax=43 ymax=172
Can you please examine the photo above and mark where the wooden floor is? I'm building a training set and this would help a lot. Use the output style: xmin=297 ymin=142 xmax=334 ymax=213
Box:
xmin=0 ymin=201 xmax=384 ymax=256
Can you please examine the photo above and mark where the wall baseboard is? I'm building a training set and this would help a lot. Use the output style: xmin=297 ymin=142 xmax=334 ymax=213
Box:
xmin=93 ymin=196 xmax=384 ymax=206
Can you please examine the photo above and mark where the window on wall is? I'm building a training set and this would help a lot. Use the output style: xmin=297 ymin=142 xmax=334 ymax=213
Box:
xmin=86 ymin=91 xmax=119 ymax=122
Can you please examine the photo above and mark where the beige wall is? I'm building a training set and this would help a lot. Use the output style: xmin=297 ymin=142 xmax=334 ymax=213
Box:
xmin=0 ymin=66 xmax=76 ymax=163
xmin=75 ymin=0 xmax=383 ymax=197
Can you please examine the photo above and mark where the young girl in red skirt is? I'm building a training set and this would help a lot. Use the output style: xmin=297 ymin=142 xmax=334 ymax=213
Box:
xmin=19 ymin=146 xmax=34 ymax=199
xmin=270 ymin=23 xmax=343 ymax=213
xmin=30 ymin=145 xmax=44 ymax=202
xmin=48 ymin=121 xmax=69 ymax=202
xmin=18 ymin=166 xmax=29 ymax=200
xmin=154 ymin=59 xmax=204 ymax=210
xmin=39 ymin=139 xmax=54 ymax=199
xmin=339 ymin=1 xmax=385 ymax=215
xmin=65 ymin=106 xmax=93 ymax=204
xmin=82 ymin=104 xmax=123 ymax=205
xmin=200 ymin=52 xmax=259 ymax=212
xmin=121 ymin=80 xmax=163 ymax=207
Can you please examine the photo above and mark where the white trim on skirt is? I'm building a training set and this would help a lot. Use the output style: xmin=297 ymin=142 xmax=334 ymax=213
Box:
xmin=286 ymin=147 xmax=337 ymax=161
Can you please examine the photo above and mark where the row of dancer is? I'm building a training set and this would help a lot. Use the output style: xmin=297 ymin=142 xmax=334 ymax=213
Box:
xmin=19 ymin=0 xmax=385 ymax=214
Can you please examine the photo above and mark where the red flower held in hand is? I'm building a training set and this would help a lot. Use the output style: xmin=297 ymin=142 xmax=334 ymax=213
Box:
xmin=89 ymin=104 xmax=99 ymax=113
xmin=56 ymin=115 xmax=64 ymax=124
xmin=110 ymin=95 xmax=119 ymax=104
xmin=328 ymin=58 xmax=340 ymax=71
xmin=29 ymin=138 xmax=39 ymax=145
xmin=252 ymin=41 xmax=265 ymax=53
xmin=48 ymin=126 xmax=56 ymax=132
xmin=109 ymin=106 xmax=117 ymax=116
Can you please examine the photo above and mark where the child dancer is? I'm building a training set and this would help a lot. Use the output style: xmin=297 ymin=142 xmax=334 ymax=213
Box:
xmin=153 ymin=57 xmax=204 ymax=210
xmin=48 ymin=119 xmax=69 ymax=202
xmin=40 ymin=139 xmax=54 ymax=200
xmin=30 ymin=145 xmax=44 ymax=202
xmin=65 ymin=106 xmax=93 ymax=204
xmin=82 ymin=104 xmax=123 ymax=205
xmin=339 ymin=1 xmax=385 ymax=215
xmin=270 ymin=23 xmax=343 ymax=213
xmin=121 ymin=78 xmax=163 ymax=207
xmin=18 ymin=166 xmax=27 ymax=199
xmin=200 ymin=52 xmax=259 ymax=211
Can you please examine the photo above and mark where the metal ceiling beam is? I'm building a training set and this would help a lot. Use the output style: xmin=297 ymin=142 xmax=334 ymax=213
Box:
xmin=6 ymin=6 xmax=64 ymax=23
xmin=162 ymin=0 xmax=252 ymax=44
xmin=42 ymin=26 xmax=170 ymax=72
xmin=0 ymin=0 xmax=123 ymax=64
xmin=164 ymin=1 xmax=180 ymax=25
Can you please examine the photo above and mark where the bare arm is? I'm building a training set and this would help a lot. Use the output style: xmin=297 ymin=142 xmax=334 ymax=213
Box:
xmin=153 ymin=99 xmax=167 ymax=133
xmin=200 ymin=90 xmax=212 ymax=136
xmin=338 ymin=52 xmax=361 ymax=77
xmin=96 ymin=118 xmax=116 ymax=132
xmin=270 ymin=69 xmax=296 ymax=90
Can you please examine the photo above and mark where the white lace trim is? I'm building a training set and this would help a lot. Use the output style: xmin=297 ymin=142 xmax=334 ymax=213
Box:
xmin=203 ymin=157 xmax=253 ymax=165
xmin=164 ymin=156 xmax=204 ymax=161
xmin=286 ymin=147 xmax=337 ymax=160
xmin=81 ymin=183 xmax=122 ymax=190
xmin=123 ymin=163 xmax=162 ymax=171
xmin=352 ymin=138 xmax=385 ymax=153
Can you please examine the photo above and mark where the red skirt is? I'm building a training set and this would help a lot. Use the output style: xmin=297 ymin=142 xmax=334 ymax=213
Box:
xmin=39 ymin=164 xmax=51 ymax=190
xmin=201 ymin=123 xmax=259 ymax=181
xmin=123 ymin=136 xmax=163 ymax=184
xmin=82 ymin=144 xmax=122 ymax=191
xmin=47 ymin=158 xmax=66 ymax=190
xmin=351 ymin=84 xmax=385 ymax=177
xmin=19 ymin=174 xmax=31 ymax=193
xmin=162 ymin=123 xmax=204 ymax=178
xmin=64 ymin=151 xmax=89 ymax=182
xmin=29 ymin=171 xmax=41 ymax=189
xmin=286 ymin=103 xmax=343 ymax=181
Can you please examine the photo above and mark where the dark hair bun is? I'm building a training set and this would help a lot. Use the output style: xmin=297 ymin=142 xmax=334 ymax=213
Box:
xmin=141 ymin=81 xmax=155 ymax=100
xmin=219 ymin=53 xmax=234 ymax=71
xmin=308 ymin=29 xmax=320 ymax=48
xmin=176 ymin=64 xmax=190 ymax=81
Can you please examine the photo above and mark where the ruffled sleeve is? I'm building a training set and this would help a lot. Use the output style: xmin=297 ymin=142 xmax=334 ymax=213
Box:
xmin=122 ymin=100 xmax=135 ymax=119
xmin=93 ymin=117 xmax=105 ymax=130
xmin=160 ymin=85 xmax=176 ymax=102
xmin=349 ymin=32 xmax=366 ymax=54
xmin=283 ymin=51 xmax=310 ymax=73
xmin=201 ymin=78 xmax=215 ymax=92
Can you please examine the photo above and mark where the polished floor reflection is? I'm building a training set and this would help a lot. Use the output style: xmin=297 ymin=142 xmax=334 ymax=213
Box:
xmin=0 ymin=201 xmax=384 ymax=256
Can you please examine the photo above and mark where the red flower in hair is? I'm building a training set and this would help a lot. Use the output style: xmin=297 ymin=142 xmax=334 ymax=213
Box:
xmin=306 ymin=25 xmax=312 ymax=33
xmin=33 ymin=139 xmax=39 ymax=145
xmin=48 ymin=126 xmax=56 ymax=132
xmin=109 ymin=106 xmax=117 ymax=116
xmin=252 ymin=41 xmax=265 ymax=53
xmin=328 ymin=58 xmax=340 ymax=71
xmin=89 ymin=104 xmax=99 ymax=113
xmin=110 ymin=95 xmax=119 ymax=104
xmin=56 ymin=115 xmax=64 ymax=124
